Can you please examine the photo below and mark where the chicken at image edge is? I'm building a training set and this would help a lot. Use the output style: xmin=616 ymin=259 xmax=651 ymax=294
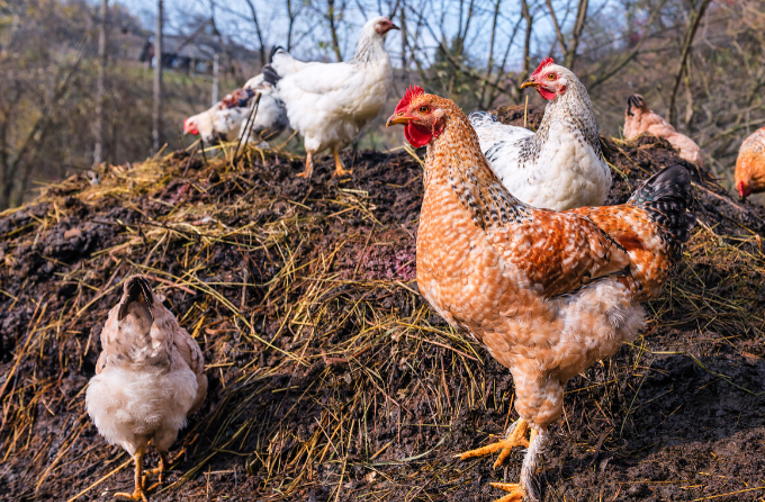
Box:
xmin=86 ymin=276 xmax=207 ymax=501
xmin=387 ymin=86 xmax=696 ymax=502
xmin=734 ymin=125 xmax=765 ymax=199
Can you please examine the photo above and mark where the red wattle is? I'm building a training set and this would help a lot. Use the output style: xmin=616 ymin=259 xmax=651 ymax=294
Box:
xmin=404 ymin=123 xmax=433 ymax=148
xmin=538 ymin=88 xmax=556 ymax=101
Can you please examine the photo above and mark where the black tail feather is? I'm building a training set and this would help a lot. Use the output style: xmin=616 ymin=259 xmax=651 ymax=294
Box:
xmin=262 ymin=64 xmax=280 ymax=86
xmin=626 ymin=94 xmax=646 ymax=116
xmin=118 ymin=276 xmax=154 ymax=322
xmin=628 ymin=164 xmax=697 ymax=253
xmin=261 ymin=46 xmax=287 ymax=87
xmin=269 ymin=45 xmax=283 ymax=63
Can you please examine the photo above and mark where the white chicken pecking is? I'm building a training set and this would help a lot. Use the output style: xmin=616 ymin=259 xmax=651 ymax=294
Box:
xmin=263 ymin=16 xmax=398 ymax=178
xmin=469 ymin=58 xmax=611 ymax=211
xmin=86 ymin=276 xmax=207 ymax=501
xmin=183 ymin=73 xmax=288 ymax=146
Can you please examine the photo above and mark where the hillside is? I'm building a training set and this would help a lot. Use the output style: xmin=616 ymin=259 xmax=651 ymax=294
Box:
xmin=1 ymin=127 xmax=765 ymax=501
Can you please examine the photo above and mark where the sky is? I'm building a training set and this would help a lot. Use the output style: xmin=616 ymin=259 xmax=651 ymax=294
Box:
xmin=104 ymin=0 xmax=594 ymax=70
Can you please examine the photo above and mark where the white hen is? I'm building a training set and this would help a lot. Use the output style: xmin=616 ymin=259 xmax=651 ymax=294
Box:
xmin=86 ymin=276 xmax=207 ymax=501
xmin=183 ymin=74 xmax=288 ymax=146
xmin=468 ymin=58 xmax=611 ymax=211
xmin=264 ymin=16 xmax=398 ymax=178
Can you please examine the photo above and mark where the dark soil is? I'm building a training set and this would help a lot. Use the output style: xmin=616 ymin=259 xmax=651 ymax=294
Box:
xmin=1 ymin=126 xmax=764 ymax=502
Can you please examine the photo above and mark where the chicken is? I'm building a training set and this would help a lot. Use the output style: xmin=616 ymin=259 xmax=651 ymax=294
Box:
xmin=263 ymin=16 xmax=398 ymax=178
xmin=468 ymin=58 xmax=611 ymax=210
xmin=734 ymin=125 xmax=765 ymax=199
xmin=624 ymin=94 xmax=705 ymax=167
xmin=386 ymin=87 xmax=695 ymax=502
xmin=183 ymin=73 xmax=288 ymax=146
xmin=86 ymin=276 xmax=207 ymax=501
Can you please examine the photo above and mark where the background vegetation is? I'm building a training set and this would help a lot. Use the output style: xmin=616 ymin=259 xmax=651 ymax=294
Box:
xmin=1 ymin=0 xmax=764 ymax=209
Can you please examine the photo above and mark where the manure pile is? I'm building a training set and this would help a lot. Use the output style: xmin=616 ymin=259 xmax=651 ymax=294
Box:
xmin=1 ymin=128 xmax=765 ymax=501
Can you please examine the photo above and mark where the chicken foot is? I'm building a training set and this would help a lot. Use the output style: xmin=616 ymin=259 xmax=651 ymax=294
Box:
xmin=297 ymin=151 xmax=314 ymax=178
xmin=458 ymin=418 xmax=532 ymax=469
xmin=144 ymin=451 xmax=171 ymax=488
xmin=489 ymin=429 xmax=547 ymax=502
xmin=114 ymin=447 xmax=149 ymax=502
xmin=332 ymin=148 xmax=352 ymax=177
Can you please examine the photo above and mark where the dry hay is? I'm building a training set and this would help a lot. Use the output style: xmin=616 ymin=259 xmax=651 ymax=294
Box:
xmin=1 ymin=130 xmax=764 ymax=502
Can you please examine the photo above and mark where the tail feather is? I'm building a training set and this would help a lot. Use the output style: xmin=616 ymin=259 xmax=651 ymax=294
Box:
xmin=262 ymin=64 xmax=280 ymax=86
xmin=269 ymin=45 xmax=283 ymax=62
xmin=468 ymin=111 xmax=499 ymax=129
xmin=626 ymin=94 xmax=647 ymax=117
xmin=628 ymin=164 xmax=696 ymax=248
xmin=118 ymin=276 xmax=154 ymax=323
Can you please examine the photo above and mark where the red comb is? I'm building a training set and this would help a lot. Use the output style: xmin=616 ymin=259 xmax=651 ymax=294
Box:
xmin=396 ymin=85 xmax=425 ymax=114
xmin=531 ymin=57 xmax=554 ymax=78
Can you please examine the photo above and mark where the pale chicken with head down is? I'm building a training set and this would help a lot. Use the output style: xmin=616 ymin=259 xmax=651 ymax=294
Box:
xmin=263 ymin=16 xmax=398 ymax=178
xmin=183 ymin=73 xmax=288 ymax=146
xmin=86 ymin=276 xmax=207 ymax=501
xmin=624 ymin=94 xmax=705 ymax=167
xmin=468 ymin=58 xmax=611 ymax=210
xmin=387 ymin=87 xmax=695 ymax=502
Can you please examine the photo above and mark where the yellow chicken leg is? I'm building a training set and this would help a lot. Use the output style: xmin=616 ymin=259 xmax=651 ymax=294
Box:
xmin=333 ymin=148 xmax=352 ymax=177
xmin=458 ymin=418 xmax=532 ymax=469
xmin=297 ymin=151 xmax=314 ymax=178
xmin=114 ymin=447 xmax=148 ymax=502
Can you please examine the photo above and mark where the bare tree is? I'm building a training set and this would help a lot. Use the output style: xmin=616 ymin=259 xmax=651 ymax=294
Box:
xmin=243 ymin=0 xmax=267 ymax=65
xmin=545 ymin=0 xmax=589 ymax=69
xmin=519 ymin=0 xmax=534 ymax=86
xmin=667 ymin=0 xmax=713 ymax=127
xmin=327 ymin=0 xmax=344 ymax=61
xmin=93 ymin=0 xmax=108 ymax=165
xmin=152 ymin=0 xmax=163 ymax=153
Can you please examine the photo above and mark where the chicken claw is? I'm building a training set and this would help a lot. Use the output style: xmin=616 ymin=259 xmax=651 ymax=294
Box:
xmin=145 ymin=451 xmax=171 ymax=486
xmin=297 ymin=152 xmax=314 ymax=178
xmin=489 ymin=482 xmax=525 ymax=502
xmin=114 ymin=449 xmax=149 ymax=502
xmin=458 ymin=418 xmax=532 ymax=469
xmin=332 ymin=148 xmax=352 ymax=177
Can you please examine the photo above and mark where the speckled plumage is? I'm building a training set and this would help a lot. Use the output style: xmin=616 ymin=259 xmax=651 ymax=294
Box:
xmin=86 ymin=276 xmax=207 ymax=499
xmin=734 ymin=125 xmax=765 ymax=198
xmin=468 ymin=62 xmax=611 ymax=211
xmin=391 ymin=91 xmax=695 ymax=501
xmin=624 ymin=94 xmax=704 ymax=167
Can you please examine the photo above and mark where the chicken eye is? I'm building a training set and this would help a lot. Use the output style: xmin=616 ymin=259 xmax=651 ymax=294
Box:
xmin=419 ymin=106 xmax=429 ymax=113
xmin=547 ymin=73 xmax=555 ymax=80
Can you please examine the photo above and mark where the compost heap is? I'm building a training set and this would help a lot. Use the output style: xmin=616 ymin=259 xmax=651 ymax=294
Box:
xmin=2 ymin=110 xmax=765 ymax=501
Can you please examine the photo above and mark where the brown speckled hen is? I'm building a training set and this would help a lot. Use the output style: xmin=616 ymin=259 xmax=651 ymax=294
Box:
xmin=735 ymin=125 xmax=765 ymax=199
xmin=387 ymin=87 xmax=695 ymax=502
xmin=86 ymin=276 xmax=207 ymax=501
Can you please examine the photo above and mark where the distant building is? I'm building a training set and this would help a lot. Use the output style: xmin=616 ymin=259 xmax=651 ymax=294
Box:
xmin=140 ymin=35 xmax=220 ymax=74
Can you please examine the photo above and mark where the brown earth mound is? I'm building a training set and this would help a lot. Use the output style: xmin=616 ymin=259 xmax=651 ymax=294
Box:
xmin=1 ymin=132 xmax=764 ymax=502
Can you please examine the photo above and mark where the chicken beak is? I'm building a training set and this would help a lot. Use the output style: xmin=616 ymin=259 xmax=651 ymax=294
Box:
xmin=520 ymin=78 xmax=540 ymax=90
xmin=386 ymin=113 xmax=413 ymax=127
xmin=389 ymin=23 xmax=400 ymax=31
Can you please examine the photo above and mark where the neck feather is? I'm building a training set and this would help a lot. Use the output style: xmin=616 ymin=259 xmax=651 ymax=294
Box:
xmin=352 ymin=33 xmax=387 ymax=63
xmin=426 ymin=99 xmax=530 ymax=229
xmin=527 ymin=78 xmax=601 ymax=161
